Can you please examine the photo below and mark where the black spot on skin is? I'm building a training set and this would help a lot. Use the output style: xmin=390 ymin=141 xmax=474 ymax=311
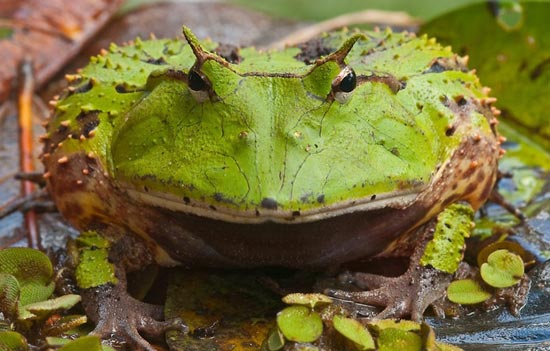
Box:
xmin=445 ymin=125 xmax=456 ymax=137
xmin=424 ymin=57 xmax=468 ymax=74
xmin=115 ymin=84 xmax=133 ymax=93
xmin=71 ymin=79 xmax=94 ymax=95
xmin=43 ymin=122 xmax=73 ymax=154
xmin=390 ymin=147 xmax=400 ymax=156
xmin=295 ymin=38 xmax=335 ymax=64
xmin=292 ymin=210 xmax=301 ymax=217
xmin=215 ymin=44 xmax=242 ymax=64
xmin=261 ymin=197 xmax=278 ymax=210
xmin=317 ymin=194 xmax=325 ymax=203
xmin=213 ymin=192 xmax=236 ymax=205
xmin=426 ymin=61 xmax=446 ymax=73
xmin=209 ymin=205 xmax=217 ymax=211
xmin=76 ymin=110 xmax=100 ymax=138
xmin=455 ymin=96 xmax=468 ymax=106
xmin=183 ymin=196 xmax=191 ymax=204
xmin=144 ymin=57 xmax=168 ymax=65
xmin=371 ymin=194 xmax=376 ymax=201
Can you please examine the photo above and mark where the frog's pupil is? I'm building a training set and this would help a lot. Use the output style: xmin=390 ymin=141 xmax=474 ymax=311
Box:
xmin=188 ymin=70 xmax=207 ymax=91
xmin=339 ymin=70 xmax=357 ymax=93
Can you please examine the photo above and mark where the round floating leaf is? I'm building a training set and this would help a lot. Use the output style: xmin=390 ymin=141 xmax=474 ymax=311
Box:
xmin=282 ymin=293 xmax=332 ymax=308
xmin=0 ymin=248 xmax=55 ymax=306
xmin=276 ymin=305 xmax=323 ymax=343
xmin=477 ymin=241 xmax=532 ymax=268
xmin=0 ymin=273 xmax=20 ymax=320
xmin=333 ymin=315 xmax=375 ymax=350
xmin=378 ymin=328 xmax=422 ymax=351
xmin=480 ymin=249 xmax=525 ymax=288
xmin=0 ymin=331 xmax=28 ymax=351
xmin=57 ymin=335 xmax=103 ymax=351
xmin=447 ymin=279 xmax=492 ymax=305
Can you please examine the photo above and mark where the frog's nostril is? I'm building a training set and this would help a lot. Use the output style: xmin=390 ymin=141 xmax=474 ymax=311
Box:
xmin=260 ymin=197 xmax=278 ymax=210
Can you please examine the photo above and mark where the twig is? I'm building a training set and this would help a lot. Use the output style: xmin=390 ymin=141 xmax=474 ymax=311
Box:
xmin=268 ymin=9 xmax=421 ymax=50
xmin=18 ymin=57 xmax=41 ymax=249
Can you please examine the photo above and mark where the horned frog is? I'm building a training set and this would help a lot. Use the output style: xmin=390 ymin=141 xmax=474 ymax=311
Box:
xmin=42 ymin=27 xmax=503 ymax=349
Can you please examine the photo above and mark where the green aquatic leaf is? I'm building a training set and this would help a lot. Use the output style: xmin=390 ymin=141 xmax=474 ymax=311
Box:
xmin=378 ymin=328 xmax=422 ymax=351
xmin=276 ymin=305 xmax=323 ymax=343
xmin=0 ymin=331 xmax=28 ymax=351
xmin=480 ymin=249 xmax=525 ymax=288
xmin=19 ymin=294 xmax=82 ymax=321
xmin=333 ymin=315 xmax=375 ymax=350
xmin=263 ymin=328 xmax=285 ymax=351
xmin=447 ymin=279 xmax=492 ymax=305
xmin=421 ymin=1 xmax=550 ymax=148
xmin=0 ymin=248 xmax=54 ymax=307
xmin=0 ymin=273 xmax=20 ymax=320
xmin=57 ymin=335 xmax=103 ymax=351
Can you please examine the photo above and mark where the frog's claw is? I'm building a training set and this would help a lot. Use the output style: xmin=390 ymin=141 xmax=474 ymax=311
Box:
xmin=326 ymin=217 xmax=457 ymax=321
xmin=82 ymin=279 xmax=187 ymax=350
xmin=327 ymin=264 xmax=452 ymax=321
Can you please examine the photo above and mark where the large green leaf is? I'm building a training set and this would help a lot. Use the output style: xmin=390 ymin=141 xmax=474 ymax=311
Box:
xmin=421 ymin=1 xmax=550 ymax=148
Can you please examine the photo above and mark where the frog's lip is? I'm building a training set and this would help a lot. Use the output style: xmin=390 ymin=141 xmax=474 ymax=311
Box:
xmin=122 ymin=187 xmax=421 ymax=224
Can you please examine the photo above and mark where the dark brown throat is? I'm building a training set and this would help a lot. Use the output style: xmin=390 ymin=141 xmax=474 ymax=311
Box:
xmin=148 ymin=203 xmax=430 ymax=269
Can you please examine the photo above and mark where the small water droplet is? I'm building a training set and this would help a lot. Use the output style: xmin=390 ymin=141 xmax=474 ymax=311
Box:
xmin=493 ymin=2 xmax=523 ymax=31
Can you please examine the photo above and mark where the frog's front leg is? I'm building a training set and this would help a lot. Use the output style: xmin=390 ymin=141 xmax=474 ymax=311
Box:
xmin=74 ymin=231 xmax=187 ymax=350
xmin=327 ymin=204 xmax=474 ymax=321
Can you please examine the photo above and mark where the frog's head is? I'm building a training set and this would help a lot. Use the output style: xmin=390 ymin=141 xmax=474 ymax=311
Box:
xmin=109 ymin=27 xmax=472 ymax=223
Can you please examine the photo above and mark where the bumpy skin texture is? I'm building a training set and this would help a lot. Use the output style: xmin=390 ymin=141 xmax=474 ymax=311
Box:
xmin=42 ymin=28 xmax=500 ymax=270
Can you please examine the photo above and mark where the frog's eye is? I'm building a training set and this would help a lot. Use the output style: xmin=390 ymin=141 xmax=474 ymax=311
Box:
xmin=331 ymin=66 xmax=356 ymax=104
xmin=187 ymin=68 xmax=211 ymax=103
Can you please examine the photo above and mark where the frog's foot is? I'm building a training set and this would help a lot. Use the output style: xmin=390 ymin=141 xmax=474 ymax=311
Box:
xmin=327 ymin=264 xmax=452 ymax=321
xmin=82 ymin=284 xmax=187 ymax=351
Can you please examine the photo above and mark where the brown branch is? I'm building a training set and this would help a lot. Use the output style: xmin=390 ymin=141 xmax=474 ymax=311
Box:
xmin=267 ymin=9 xmax=421 ymax=50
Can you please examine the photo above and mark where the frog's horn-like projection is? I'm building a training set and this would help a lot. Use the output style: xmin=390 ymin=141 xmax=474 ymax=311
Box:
xmin=182 ymin=26 xmax=227 ymax=67
xmin=316 ymin=32 xmax=366 ymax=66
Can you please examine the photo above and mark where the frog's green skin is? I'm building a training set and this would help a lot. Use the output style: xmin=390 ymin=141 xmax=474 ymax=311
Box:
xmin=43 ymin=27 xmax=500 ymax=272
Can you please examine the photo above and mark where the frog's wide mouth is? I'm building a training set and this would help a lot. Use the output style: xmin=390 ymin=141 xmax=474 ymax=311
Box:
xmin=121 ymin=186 xmax=421 ymax=224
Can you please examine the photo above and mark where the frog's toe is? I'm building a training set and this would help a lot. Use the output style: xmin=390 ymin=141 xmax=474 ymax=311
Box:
xmin=83 ymin=285 xmax=187 ymax=350
xmin=327 ymin=265 xmax=452 ymax=321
